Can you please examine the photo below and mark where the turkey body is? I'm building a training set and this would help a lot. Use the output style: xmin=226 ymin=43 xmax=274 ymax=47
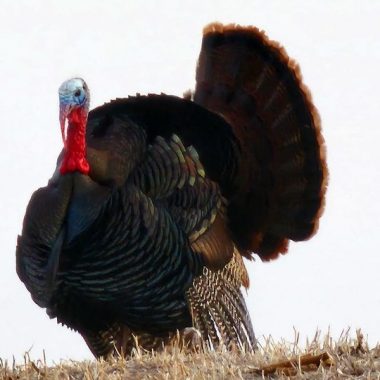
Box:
xmin=16 ymin=23 xmax=327 ymax=357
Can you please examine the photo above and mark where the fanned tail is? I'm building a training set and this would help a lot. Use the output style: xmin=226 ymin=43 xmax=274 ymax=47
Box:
xmin=194 ymin=23 xmax=328 ymax=260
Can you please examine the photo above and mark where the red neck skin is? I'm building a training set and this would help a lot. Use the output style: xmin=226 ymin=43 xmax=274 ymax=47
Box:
xmin=60 ymin=107 xmax=90 ymax=175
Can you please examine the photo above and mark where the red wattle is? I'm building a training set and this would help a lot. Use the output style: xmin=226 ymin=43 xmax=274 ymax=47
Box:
xmin=60 ymin=108 xmax=90 ymax=175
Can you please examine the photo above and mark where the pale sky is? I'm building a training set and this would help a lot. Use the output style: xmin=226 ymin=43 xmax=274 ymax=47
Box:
xmin=1 ymin=0 xmax=379 ymax=364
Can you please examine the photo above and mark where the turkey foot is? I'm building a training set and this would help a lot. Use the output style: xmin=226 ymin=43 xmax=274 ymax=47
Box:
xmin=169 ymin=327 xmax=203 ymax=352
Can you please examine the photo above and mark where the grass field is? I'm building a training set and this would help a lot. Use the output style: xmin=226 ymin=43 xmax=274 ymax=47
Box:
xmin=1 ymin=330 xmax=379 ymax=379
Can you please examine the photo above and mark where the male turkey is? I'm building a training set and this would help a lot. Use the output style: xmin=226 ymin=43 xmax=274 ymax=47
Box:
xmin=16 ymin=23 xmax=327 ymax=357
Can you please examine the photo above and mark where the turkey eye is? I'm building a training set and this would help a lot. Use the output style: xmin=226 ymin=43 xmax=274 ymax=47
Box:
xmin=74 ymin=90 xmax=81 ymax=97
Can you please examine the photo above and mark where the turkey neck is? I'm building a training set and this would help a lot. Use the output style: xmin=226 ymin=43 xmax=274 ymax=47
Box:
xmin=60 ymin=107 xmax=90 ymax=175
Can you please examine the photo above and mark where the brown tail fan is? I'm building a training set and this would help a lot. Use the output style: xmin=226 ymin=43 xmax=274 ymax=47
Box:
xmin=194 ymin=23 xmax=328 ymax=260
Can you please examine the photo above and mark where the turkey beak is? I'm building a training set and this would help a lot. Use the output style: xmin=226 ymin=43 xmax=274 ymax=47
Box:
xmin=59 ymin=104 xmax=71 ymax=148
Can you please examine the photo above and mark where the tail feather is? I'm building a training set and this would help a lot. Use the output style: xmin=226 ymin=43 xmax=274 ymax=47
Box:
xmin=194 ymin=23 xmax=327 ymax=260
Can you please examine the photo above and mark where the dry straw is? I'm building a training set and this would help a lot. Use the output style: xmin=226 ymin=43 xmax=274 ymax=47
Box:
xmin=1 ymin=330 xmax=379 ymax=379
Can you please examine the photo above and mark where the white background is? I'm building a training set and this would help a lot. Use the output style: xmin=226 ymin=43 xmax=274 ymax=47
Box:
xmin=0 ymin=0 xmax=379 ymax=364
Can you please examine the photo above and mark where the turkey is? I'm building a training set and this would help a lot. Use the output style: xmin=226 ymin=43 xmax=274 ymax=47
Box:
xmin=16 ymin=23 xmax=327 ymax=358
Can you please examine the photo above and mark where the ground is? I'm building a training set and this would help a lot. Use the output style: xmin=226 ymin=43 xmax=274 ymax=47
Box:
xmin=2 ymin=331 xmax=379 ymax=379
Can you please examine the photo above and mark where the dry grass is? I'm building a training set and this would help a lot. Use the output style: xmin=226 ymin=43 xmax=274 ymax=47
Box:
xmin=1 ymin=330 xmax=379 ymax=379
